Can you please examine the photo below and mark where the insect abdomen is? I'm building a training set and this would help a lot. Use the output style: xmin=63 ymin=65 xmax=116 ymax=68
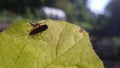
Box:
xmin=29 ymin=24 xmax=48 ymax=35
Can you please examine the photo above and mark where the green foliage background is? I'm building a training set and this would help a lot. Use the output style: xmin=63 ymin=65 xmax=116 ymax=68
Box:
xmin=0 ymin=0 xmax=90 ymax=22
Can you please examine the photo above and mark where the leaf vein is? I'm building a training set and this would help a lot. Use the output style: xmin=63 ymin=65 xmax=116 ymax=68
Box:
xmin=45 ymin=33 xmax=83 ymax=68
xmin=12 ymin=37 xmax=29 ymax=67
xmin=55 ymin=23 xmax=67 ymax=57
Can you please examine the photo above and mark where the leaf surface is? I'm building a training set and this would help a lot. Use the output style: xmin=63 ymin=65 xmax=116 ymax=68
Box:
xmin=0 ymin=20 xmax=104 ymax=68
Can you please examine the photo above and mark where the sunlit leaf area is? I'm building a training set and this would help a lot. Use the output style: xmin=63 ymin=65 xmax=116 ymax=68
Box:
xmin=0 ymin=20 xmax=104 ymax=68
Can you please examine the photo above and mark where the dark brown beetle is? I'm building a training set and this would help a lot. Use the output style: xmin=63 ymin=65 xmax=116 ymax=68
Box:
xmin=28 ymin=20 xmax=48 ymax=35
xmin=29 ymin=24 xmax=48 ymax=35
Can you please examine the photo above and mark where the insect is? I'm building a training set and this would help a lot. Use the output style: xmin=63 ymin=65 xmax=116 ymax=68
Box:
xmin=28 ymin=20 xmax=48 ymax=35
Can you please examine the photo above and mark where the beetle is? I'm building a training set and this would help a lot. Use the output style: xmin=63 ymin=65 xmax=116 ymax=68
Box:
xmin=28 ymin=20 xmax=48 ymax=35
xmin=29 ymin=24 xmax=48 ymax=35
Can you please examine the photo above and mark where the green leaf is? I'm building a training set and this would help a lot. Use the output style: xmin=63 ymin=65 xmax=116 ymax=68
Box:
xmin=0 ymin=19 xmax=104 ymax=68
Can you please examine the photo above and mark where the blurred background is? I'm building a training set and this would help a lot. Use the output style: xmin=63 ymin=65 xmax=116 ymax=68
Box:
xmin=0 ymin=0 xmax=120 ymax=68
